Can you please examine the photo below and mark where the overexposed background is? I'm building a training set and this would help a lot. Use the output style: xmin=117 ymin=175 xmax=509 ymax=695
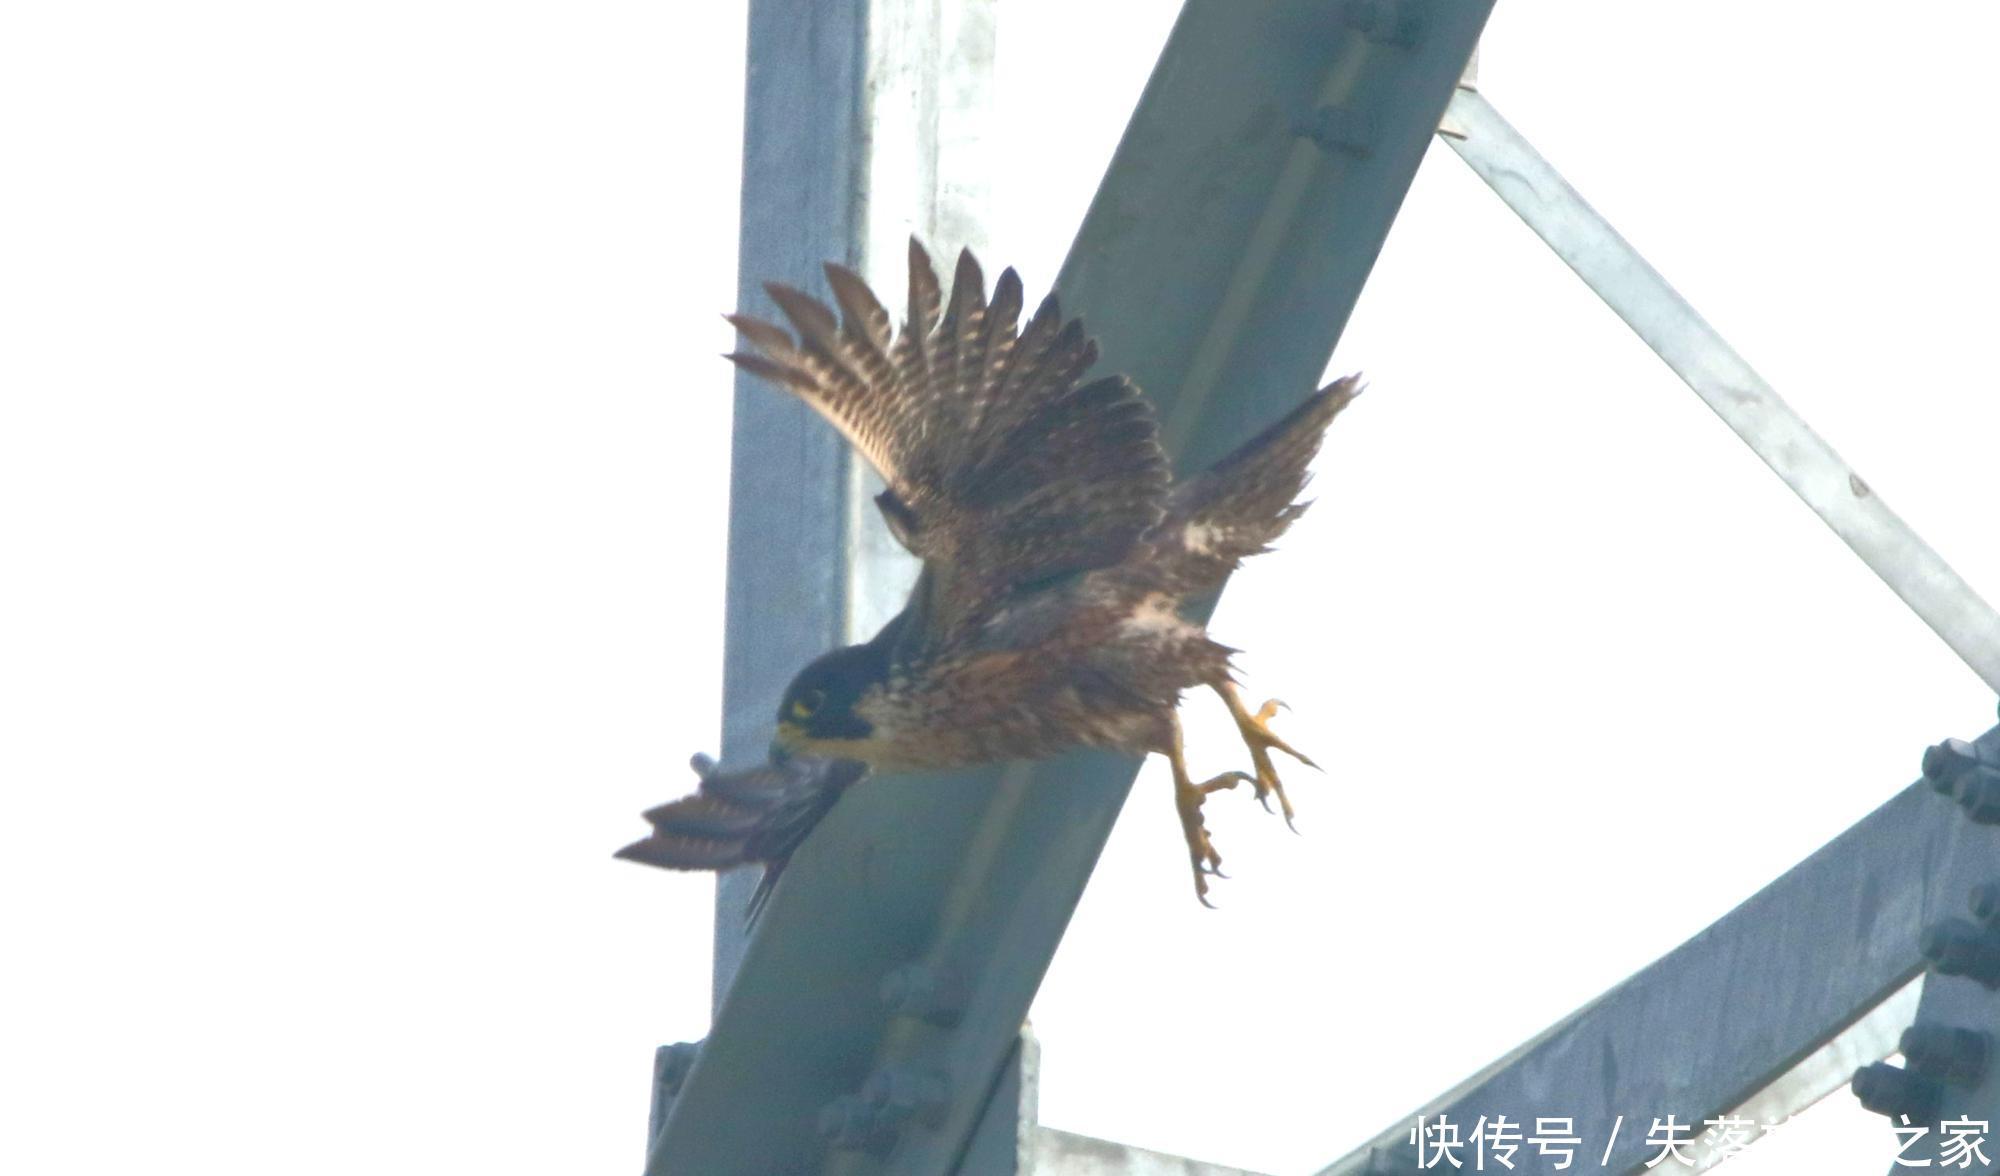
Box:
xmin=4 ymin=3 xmax=1996 ymax=1174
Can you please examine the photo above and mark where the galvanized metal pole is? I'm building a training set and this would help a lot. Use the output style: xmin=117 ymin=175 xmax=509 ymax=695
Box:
xmin=715 ymin=0 xmax=993 ymax=1007
xmin=1442 ymin=84 xmax=2000 ymax=696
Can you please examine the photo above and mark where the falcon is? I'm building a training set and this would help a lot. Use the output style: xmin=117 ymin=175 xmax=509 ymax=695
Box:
xmin=619 ymin=240 xmax=1359 ymax=907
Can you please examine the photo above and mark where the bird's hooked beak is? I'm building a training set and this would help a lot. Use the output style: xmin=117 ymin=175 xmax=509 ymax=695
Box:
xmin=770 ymin=722 xmax=804 ymax=763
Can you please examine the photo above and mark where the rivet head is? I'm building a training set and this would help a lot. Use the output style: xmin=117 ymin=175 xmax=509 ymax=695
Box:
xmin=1341 ymin=0 xmax=1422 ymax=48
xmin=817 ymin=1094 xmax=895 ymax=1153
xmin=1294 ymin=105 xmax=1373 ymax=158
xmin=880 ymin=963 xmax=966 ymax=1027
xmin=862 ymin=1066 xmax=950 ymax=1128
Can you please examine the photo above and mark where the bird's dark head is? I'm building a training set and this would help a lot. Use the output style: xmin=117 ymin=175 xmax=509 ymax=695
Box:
xmin=771 ymin=641 xmax=889 ymax=762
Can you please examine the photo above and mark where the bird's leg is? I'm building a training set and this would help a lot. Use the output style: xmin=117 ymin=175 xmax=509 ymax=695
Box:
xmin=1165 ymin=712 xmax=1249 ymax=907
xmin=1212 ymin=679 xmax=1317 ymax=829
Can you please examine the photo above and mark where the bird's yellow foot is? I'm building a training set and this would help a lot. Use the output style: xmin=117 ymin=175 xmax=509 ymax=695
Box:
xmin=1165 ymin=717 xmax=1248 ymax=906
xmin=1174 ymin=768 xmax=1249 ymax=906
xmin=1215 ymin=681 xmax=1318 ymax=829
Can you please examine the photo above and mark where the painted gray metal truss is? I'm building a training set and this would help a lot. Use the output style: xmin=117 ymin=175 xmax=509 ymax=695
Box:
xmin=1855 ymin=727 xmax=2000 ymax=1174
xmin=649 ymin=2 xmax=1496 ymax=1173
xmin=1440 ymin=87 xmax=2000 ymax=697
xmin=1312 ymin=83 xmax=2000 ymax=1176
xmin=1316 ymin=722 xmax=2000 ymax=1176
xmin=954 ymin=1029 xmax=1270 ymax=1175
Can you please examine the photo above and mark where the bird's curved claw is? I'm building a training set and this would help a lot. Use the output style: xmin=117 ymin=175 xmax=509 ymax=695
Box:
xmin=1222 ymin=689 xmax=1319 ymax=828
xmin=1174 ymin=770 xmax=1242 ymax=904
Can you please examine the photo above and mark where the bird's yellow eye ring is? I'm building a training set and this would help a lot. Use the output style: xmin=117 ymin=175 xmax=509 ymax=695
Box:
xmin=789 ymin=688 xmax=826 ymax=721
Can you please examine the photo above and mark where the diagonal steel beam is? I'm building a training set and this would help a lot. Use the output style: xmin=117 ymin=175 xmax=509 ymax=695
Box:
xmin=1441 ymin=85 xmax=2000 ymax=696
xmin=1317 ymin=726 xmax=2000 ymax=1176
xmin=650 ymin=3 xmax=1495 ymax=1173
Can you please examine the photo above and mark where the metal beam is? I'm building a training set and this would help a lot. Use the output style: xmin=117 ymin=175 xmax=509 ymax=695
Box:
xmin=713 ymin=0 xmax=859 ymax=1004
xmin=1674 ymin=978 xmax=1920 ymax=1172
xmin=651 ymin=3 xmax=1494 ymax=1173
xmin=1312 ymin=79 xmax=2000 ymax=1176
xmin=714 ymin=0 xmax=994 ymax=1006
xmin=956 ymin=1029 xmax=1272 ymax=1175
xmin=1859 ymin=726 xmax=2000 ymax=1174
xmin=1316 ymin=726 xmax=2000 ymax=1176
xmin=1879 ymin=970 xmax=2000 ymax=1173
xmin=1440 ymin=85 xmax=2000 ymax=696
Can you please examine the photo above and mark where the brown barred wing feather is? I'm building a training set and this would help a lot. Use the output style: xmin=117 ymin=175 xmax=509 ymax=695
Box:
xmin=1149 ymin=376 xmax=1363 ymax=596
xmin=727 ymin=239 xmax=1171 ymax=650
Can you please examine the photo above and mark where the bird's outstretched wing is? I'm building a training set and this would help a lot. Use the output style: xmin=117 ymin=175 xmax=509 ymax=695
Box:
xmin=1146 ymin=376 xmax=1363 ymax=596
xmin=727 ymin=239 xmax=1170 ymax=649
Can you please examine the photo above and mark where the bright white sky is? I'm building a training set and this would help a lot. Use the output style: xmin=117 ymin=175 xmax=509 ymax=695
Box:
xmin=4 ymin=3 xmax=1997 ymax=1175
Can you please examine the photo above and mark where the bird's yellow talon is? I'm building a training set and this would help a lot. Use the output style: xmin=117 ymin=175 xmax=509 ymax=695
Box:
xmin=1217 ymin=683 xmax=1317 ymax=827
xmin=1167 ymin=719 xmax=1245 ymax=902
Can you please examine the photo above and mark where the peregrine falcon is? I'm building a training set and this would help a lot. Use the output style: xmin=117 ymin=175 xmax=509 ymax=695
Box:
xmin=619 ymin=240 xmax=1359 ymax=907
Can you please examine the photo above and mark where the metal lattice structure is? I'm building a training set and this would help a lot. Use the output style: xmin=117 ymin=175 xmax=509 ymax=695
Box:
xmin=646 ymin=3 xmax=1999 ymax=1173
xmin=1317 ymin=81 xmax=2000 ymax=1176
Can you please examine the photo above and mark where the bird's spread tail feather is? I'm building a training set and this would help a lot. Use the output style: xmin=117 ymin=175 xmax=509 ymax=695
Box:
xmin=615 ymin=755 xmax=867 ymax=922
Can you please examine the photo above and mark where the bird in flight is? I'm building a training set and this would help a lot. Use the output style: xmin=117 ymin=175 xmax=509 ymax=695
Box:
xmin=619 ymin=240 xmax=1359 ymax=907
